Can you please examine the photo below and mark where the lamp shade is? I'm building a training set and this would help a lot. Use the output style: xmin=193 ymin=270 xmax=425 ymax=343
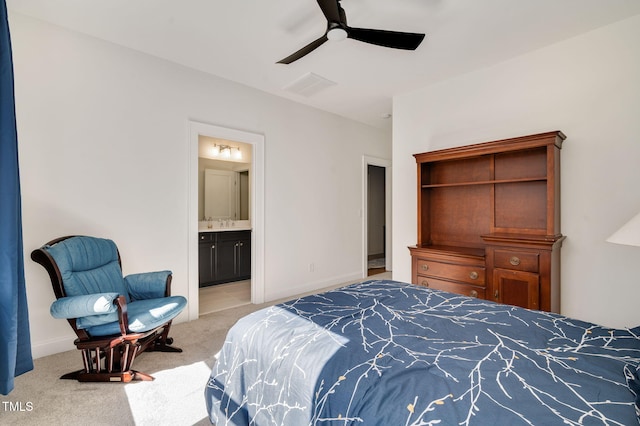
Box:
xmin=606 ymin=211 xmax=640 ymax=247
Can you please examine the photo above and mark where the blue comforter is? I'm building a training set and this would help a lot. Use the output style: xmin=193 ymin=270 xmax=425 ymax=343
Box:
xmin=205 ymin=280 xmax=640 ymax=425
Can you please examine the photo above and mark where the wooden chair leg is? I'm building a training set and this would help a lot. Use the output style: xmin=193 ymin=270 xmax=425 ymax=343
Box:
xmin=107 ymin=347 xmax=114 ymax=373
xmin=132 ymin=371 xmax=154 ymax=381
xmin=121 ymin=342 xmax=130 ymax=371
xmin=81 ymin=348 xmax=91 ymax=373
xmin=94 ymin=347 xmax=101 ymax=372
xmin=150 ymin=321 xmax=182 ymax=353
xmin=121 ymin=341 xmax=141 ymax=372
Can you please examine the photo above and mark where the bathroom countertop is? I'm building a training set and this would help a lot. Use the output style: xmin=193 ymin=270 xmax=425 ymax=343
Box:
xmin=198 ymin=220 xmax=252 ymax=233
xmin=198 ymin=226 xmax=252 ymax=233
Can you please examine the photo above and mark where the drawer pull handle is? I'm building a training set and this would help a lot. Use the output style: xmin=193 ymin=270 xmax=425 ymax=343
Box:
xmin=494 ymin=290 xmax=499 ymax=299
xmin=469 ymin=271 xmax=479 ymax=280
xmin=421 ymin=280 xmax=429 ymax=287
xmin=421 ymin=264 xmax=429 ymax=271
xmin=469 ymin=290 xmax=478 ymax=298
xmin=509 ymin=256 xmax=521 ymax=266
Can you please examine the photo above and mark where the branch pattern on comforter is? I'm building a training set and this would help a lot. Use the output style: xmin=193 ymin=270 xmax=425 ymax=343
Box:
xmin=206 ymin=280 xmax=640 ymax=425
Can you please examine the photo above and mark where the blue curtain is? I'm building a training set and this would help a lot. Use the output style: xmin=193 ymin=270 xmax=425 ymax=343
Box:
xmin=0 ymin=0 xmax=33 ymax=395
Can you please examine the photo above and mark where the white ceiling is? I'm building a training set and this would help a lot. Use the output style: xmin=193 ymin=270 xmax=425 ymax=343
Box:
xmin=8 ymin=0 xmax=640 ymax=129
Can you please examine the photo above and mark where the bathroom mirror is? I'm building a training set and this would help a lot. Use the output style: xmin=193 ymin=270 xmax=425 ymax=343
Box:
xmin=203 ymin=168 xmax=249 ymax=220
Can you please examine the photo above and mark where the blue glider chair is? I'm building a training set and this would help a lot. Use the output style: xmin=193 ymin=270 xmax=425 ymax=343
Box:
xmin=31 ymin=235 xmax=187 ymax=382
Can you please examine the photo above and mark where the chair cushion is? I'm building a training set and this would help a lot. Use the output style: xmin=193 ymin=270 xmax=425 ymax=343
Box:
xmin=83 ymin=296 xmax=187 ymax=337
xmin=44 ymin=236 xmax=130 ymax=302
xmin=51 ymin=292 xmax=119 ymax=319
xmin=125 ymin=270 xmax=172 ymax=300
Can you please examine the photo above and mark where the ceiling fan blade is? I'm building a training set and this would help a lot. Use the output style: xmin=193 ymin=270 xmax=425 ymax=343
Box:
xmin=277 ymin=35 xmax=329 ymax=64
xmin=317 ymin=0 xmax=343 ymax=24
xmin=347 ymin=27 xmax=425 ymax=50
xmin=277 ymin=1 xmax=424 ymax=63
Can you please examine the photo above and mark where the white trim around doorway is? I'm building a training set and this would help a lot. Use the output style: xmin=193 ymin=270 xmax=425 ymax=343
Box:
xmin=361 ymin=156 xmax=392 ymax=278
xmin=188 ymin=121 xmax=265 ymax=321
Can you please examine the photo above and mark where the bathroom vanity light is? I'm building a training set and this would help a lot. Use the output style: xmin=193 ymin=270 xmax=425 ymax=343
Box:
xmin=233 ymin=147 xmax=242 ymax=160
xmin=209 ymin=144 xmax=242 ymax=160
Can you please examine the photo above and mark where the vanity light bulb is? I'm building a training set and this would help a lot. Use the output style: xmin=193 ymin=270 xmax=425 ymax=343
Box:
xmin=210 ymin=145 xmax=220 ymax=156
xmin=234 ymin=148 xmax=242 ymax=160
xmin=222 ymin=147 xmax=231 ymax=159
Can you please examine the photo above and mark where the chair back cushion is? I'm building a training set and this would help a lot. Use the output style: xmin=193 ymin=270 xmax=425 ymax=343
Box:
xmin=44 ymin=236 xmax=130 ymax=303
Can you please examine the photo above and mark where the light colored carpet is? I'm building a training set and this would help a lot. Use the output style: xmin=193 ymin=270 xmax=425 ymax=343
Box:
xmin=1 ymin=272 xmax=391 ymax=426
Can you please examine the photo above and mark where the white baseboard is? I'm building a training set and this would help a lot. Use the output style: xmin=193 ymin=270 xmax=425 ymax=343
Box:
xmin=31 ymin=335 xmax=76 ymax=359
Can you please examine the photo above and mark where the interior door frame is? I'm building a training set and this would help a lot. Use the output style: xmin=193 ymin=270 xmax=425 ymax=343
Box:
xmin=362 ymin=156 xmax=392 ymax=277
xmin=188 ymin=121 xmax=265 ymax=320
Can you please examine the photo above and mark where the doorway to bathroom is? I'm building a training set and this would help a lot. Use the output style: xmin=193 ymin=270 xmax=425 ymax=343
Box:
xmin=362 ymin=156 xmax=391 ymax=278
xmin=197 ymin=137 xmax=252 ymax=314
xmin=367 ymin=164 xmax=386 ymax=275
xmin=188 ymin=121 xmax=265 ymax=321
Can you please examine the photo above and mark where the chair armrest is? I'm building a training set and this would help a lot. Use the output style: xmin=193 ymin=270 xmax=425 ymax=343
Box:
xmin=114 ymin=295 xmax=129 ymax=335
xmin=50 ymin=293 xmax=120 ymax=319
xmin=125 ymin=270 xmax=172 ymax=300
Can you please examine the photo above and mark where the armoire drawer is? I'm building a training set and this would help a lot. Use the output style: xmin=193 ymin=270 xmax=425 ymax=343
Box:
xmin=493 ymin=250 xmax=539 ymax=273
xmin=415 ymin=259 xmax=485 ymax=285
xmin=416 ymin=276 xmax=486 ymax=299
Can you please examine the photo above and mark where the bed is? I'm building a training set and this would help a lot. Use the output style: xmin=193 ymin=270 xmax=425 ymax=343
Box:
xmin=205 ymin=279 xmax=640 ymax=425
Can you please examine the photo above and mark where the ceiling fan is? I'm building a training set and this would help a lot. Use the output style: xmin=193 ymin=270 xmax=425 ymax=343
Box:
xmin=277 ymin=0 xmax=425 ymax=64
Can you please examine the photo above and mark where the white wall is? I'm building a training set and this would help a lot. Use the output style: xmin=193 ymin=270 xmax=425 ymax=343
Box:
xmin=10 ymin=13 xmax=391 ymax=358
xmin=392 ymin=15 xmax=640 ymax=329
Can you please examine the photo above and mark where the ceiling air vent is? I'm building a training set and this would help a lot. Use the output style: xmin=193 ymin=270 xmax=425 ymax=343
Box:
xmin=283 ymin=72 xmax=336 ymax=97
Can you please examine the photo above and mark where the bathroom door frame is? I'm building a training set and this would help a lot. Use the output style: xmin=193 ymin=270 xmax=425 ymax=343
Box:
xmin=362 ymin=156 xmax=392 ymax=277
xmin=187 ymin=121 xmax=265 ymax=320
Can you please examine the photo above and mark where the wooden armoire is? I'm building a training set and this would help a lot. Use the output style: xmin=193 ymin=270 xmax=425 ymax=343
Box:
xmin=409 ymin=131 xmax=565 ymax=312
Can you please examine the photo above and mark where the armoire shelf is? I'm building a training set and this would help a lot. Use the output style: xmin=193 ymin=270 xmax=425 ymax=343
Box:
xmin=422 ymin=177 xmax=547 ymax=189
xmin=409 ymin=131 xmax=565 ymax=312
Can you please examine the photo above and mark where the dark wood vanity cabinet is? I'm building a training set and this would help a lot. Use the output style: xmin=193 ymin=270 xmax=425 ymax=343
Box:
xmin=199 ymin=230 xmax=251 ymax=287
xmin=409 ymin=131 xmax=565 ymax=312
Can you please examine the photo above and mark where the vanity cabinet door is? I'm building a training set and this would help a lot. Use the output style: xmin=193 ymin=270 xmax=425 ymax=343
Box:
xmin=236 ymin=234 xmax=251 ymax=279
xmin=198 ymin=233 xmax=216 ymax=287
xmin=215 ymin=235 xmax=238 ymax=283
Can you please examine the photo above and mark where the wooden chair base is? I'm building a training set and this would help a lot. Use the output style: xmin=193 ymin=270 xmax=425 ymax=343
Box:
xmin=64 ymin=326 xmax=182 ymax=383
xmin=61 ymin=369 xmax=155 ymax=383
